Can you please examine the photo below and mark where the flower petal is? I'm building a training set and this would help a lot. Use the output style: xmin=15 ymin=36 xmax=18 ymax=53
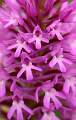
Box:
xmin=26 ymin=67 xmax=33 ymax=80
xmin=17 ymin=67 xmax=26 ymax=78
xmin=58 ymin=60 xmax=66 ymax=72
xmin=63 ymin=81 xmax=70 ymax=94
xmin=17 ymin=108 xmax=24 ymax=120
xmin=49 ymin=56 xmax=57 ymax=68
xmin=22 ymin=104 xmax=33 ymax=115
xmin=7 ymin=105 xmax=16 ymax=119
xmin=35 ymin=39 xmax=41 ymax=49
xmin=52 ymin=96 xmax=62 ymax=109
xmin=15 ymin=46 xmax=22 ymax=57
xmin=32 ymin=65 xmax=42 ymax=71
xmin=0 ymin=80 xmax=6 ymax=97
xmin=43 ymin=92 xmax=51 ymax=109
xmin=8 ymin=44 xmax=17 ymax=50
xmin=63 ymin=58 xmax=72 ymax=65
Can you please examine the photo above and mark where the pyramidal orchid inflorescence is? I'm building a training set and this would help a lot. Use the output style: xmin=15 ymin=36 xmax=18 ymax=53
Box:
xmin=0 ymin=0 xmax=76 ymax=120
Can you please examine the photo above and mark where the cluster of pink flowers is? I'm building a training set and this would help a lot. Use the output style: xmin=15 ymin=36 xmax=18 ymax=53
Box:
xmin=0 ymin=0 xmax=76 ymax=119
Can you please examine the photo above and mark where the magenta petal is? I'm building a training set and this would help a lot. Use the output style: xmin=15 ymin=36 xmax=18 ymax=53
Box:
xmin=63 ymin=81 xmax=70 ymax=94
xmin=17 ymin=108 xmax=24 ymax=120
xmin=8 ymin=44 xmax=17 ymax=50
xmin=17 ymin=67 xmax=25 ymax=78
xmin=63 ymin=58 xmax=72 ymax=65
xmin=41 ymin=113 xmax=49 ymax=120
xmin=32 ymin=65 xmax=42 ymax=71
xmin=0 ymin=80 xmax=6 ymax=97
xmin=35 ymin=87 xmax=41 ymax=103
xmin=23 ymin=45 xmax=31 ymax=53
xmin=22 ymin=104 xmax=33 ymax=115
xmin=49 ymin=56 xmax=57 ymax=67
xmin=26 ymin=67 xmax=33 ymax=80
xmin=7 ymin=105 xmax=16 ymax=119
xmin=55 ymin=30 xmax=63 ymax=40
xmin=42 ymin=38 xmax=49 ymax=43
xmin=58 ymin=60 xmax=66 ymax=72
xmin=43 ymin=92 xmax=51 ymax=109
xmin=35 ymin=40 xmax=41 ymax=49
xmin=15 ymin=47 xmax=22 ymax=57
xmin=28 ymin=38 xmax=35 ymax=43
xmin=52 ymin=96 xmax=62 ymax=109
xmin=56 ymin=92 xmax=66 ymax=99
